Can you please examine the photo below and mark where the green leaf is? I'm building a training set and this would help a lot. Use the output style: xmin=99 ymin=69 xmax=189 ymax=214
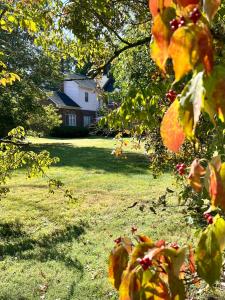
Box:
xmin=195 ymin=225 xmax=222 ymax=285
xmin=179 ymin=71 xmax=205 ymax=138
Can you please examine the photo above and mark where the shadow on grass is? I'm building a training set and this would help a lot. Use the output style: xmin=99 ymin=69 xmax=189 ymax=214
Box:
xmin=31 ymin=143 xmax=149 ymax=174
xmin=0 ymin=221 xmax=87 ymax=272
xmin=0 ymin=221 xmax=25 ymax=239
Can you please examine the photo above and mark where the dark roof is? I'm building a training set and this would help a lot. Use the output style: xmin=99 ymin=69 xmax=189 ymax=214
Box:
xmin=49 ymin=91 xmax=80 ymax=109
xmin=103 ymin=77 xmax=115 ymax=92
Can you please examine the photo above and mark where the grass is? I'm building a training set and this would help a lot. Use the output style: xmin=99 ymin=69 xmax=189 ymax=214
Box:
xmin=0 ymin=137 xmax=223 ymax=299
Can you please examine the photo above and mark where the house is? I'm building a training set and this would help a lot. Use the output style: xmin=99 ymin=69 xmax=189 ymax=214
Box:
xmin=48 ymin=74 xmax=99 ymax=127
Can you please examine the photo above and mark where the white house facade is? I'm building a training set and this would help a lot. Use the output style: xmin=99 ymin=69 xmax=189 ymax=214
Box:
xmin=48 ymin=74 xmax=100 ymax=127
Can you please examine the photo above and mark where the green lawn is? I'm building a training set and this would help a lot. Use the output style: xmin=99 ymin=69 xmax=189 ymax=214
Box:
xmin=0 ymin=137 xmax=222 ymax=299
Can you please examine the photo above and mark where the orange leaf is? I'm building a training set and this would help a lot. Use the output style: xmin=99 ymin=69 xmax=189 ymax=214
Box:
xmin=119 ymin=270 xmax=141 ymax=300
xmin=149 ymin=0 xmax=173 ymax=17
xmin=176 ymin=0 xmax=200 ymax=6
xmin=188 ymin=159 xmax=206 ymax=192
xmin=136 ymin=235 xmax=153 ymax=243
xmin=188 ymin=245 xmax=196 ymax=274
xmin=144 ymin=276 xmax=171 ymax=299
xmin=208 ymin=158 xmax=225 ymax=211
xmin=197 ymin=24 xmax=213 ymax=75
xmin=151 ymin=7 xmax=176 ymax=72
xmin=168 ymin=24 xmax=199 ymax=81
xmin=160 ymin=99 xmax=186 ymax=153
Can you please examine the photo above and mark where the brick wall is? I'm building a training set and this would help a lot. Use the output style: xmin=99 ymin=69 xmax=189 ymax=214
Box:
xmin=59 ymin=108 xmax=96 ymax=127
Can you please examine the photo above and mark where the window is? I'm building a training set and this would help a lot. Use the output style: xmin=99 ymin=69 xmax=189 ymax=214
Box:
xmin=65 ymin=113 xmax=76 ymax=126
xmin=85 ymin=92 xmax=89 ymax=102
xmin=83 ymin=116 xmax=91 ymax=127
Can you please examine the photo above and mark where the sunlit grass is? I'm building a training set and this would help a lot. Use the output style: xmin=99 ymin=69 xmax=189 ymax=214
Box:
xmin=0 ymin=137 xmax=220 ymax=299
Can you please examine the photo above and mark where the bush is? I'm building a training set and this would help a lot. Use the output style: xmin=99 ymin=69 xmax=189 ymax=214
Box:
xmin=50 ymin=126 xmax=89 ymax=138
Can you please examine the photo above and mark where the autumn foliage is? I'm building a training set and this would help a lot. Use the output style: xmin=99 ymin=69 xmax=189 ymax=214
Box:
xmin=109 ymin=0 xmax=225 ymax=299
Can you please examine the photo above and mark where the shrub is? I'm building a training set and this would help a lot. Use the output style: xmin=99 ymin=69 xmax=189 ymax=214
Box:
xmin=50 ymin=126 xmax=89 ymax=138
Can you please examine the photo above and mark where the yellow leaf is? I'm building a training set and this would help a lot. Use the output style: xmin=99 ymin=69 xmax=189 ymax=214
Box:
xmin=168 ymin=24 xmax=199 ymax=82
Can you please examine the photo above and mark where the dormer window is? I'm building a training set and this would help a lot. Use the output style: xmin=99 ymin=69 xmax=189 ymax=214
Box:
xmin=85 ymin=92 xmax=89 ymax=102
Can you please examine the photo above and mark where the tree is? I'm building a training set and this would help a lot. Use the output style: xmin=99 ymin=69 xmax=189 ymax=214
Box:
xmin=0 ymin=30 xmax=63 ymax=136
xmin=107 ymin=1 xmax=225 ymax=299
xmin=64 ymin=0 xmax=151 ymax=76
xmin=0 ymin=0 xmax=73 ymax=197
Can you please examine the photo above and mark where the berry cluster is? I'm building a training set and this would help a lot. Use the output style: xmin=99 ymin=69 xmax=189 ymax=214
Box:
xmin=170 ymin=8 xmax=201 ymax=32
xmin=203 ymin=213 xmax=213 ymax=224
xmin=189 ymin=7 xmax=201 ymax=24
xmin=166 ymin=89 xmax=177 ymax=102
xmin=137 ymin=256 xmax=152 ymax=270
xmin=176 ymin=163 xmax=186 ymax=176
xmin=170 ymin=16 xmax=185 ymax=31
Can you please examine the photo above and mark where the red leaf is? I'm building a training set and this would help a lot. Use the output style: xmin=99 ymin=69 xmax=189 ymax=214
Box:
xmin=160 ymin=99 xmax=186 ymax=153
xmin=207 ymin=157 xmax=225 ymax=211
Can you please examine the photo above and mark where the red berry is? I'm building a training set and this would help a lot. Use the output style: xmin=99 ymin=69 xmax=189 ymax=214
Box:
xmin=114 ymin=237 xmax=122 ymax=244
xmin=207 ymin=216 xmax=213 ymax=224
xmin=203 ymin=213 xmax=213 ymax=224
xmin=189 ymin=8 xmax=201 ymax=24
xmin=166 ymin=90 xmax=177 ymax=102
xmin=176 ymin=163 xmax=186 ymax=175
xmin=203 ymin=213 xmax=210 ymax=220
xmin=170 ymin=242 xmax=179 ymax=250
xmin=170 ymin=19 xmax=179 ymax=31
xmin=176 ymin=163 xmax=181 ymax=170
xmin=178 ymin=16 xmax=185 ymax=28
xmin=137 ymin=256 xmax=152 ymax=270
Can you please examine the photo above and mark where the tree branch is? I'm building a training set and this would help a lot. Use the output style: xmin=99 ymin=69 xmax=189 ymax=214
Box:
xmin=92 ymin=9 xmax=132 ymax=46
xmin=0 ymin=139 xmax=30 ymax=147
xmin=88 ymin=36 xmax=151 ymax=78
xmin=0 ymin=7 xmax=7 ymax=21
